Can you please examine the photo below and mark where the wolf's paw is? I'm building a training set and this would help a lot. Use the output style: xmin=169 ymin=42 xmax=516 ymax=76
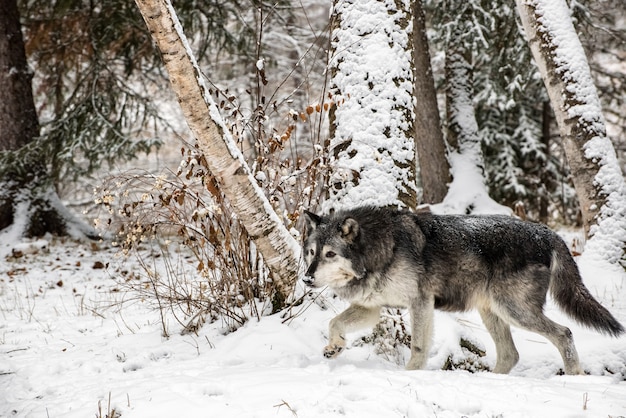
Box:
xmin=323 ymin=344 xmax=344 ymax=358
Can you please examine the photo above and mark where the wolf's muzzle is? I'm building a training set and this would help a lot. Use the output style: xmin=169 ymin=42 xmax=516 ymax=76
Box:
xmin=302 ymin=275 xmax=315 ymax=287
xmin=304 ymin=259 xmax=318 ymax=287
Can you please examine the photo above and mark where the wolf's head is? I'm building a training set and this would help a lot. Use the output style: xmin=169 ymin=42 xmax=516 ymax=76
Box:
xmin=302 ymin=210 xmax=366 ymax=289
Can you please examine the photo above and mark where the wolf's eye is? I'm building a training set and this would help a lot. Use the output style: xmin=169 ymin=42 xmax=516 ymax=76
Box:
xmin=325 ymin=251 xmax=336 ymax=258
xmin=309 ymin=248 xmax=315 ymax=256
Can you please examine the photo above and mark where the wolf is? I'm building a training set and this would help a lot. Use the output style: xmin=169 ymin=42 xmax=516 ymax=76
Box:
xmin=303 ymin=206 xmax=624 ymax=375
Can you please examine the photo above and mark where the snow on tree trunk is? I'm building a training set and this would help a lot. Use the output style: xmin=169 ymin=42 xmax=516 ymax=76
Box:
xmin=516 ymin=0 xmax=626 ymax=264
xmin=412 ymin=0 xmax=450 ymax=205
xmin=432 ymin=13 xmax=510 ymax=216
xmin=325 ymin=0 xmax=417 ymax=211
xmin=134 ymin=0 xmax=302 ymax=299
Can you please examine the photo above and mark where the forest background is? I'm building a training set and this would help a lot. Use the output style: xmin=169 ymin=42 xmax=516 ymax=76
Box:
xmin=2 ymin=0 xmax=626 ymax=335
xmin=2 ymin=0 xmax=626 ymax=416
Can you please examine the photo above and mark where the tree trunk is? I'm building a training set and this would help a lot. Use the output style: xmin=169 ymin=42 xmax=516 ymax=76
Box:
xmin=0 ymin=0 xmax=39 ymax=152
xmin=0 ymin=0 xmax=87 ymax=240
xmin=412 ymin=0 xmax=450 ymax=205
xmin=516 ymin=0 xmax=626 ymax=263
xmin=133 ymin=0 xmax=301 ymax=300
xmin=445 ymin=34 xmax=477 ymax=156
xmin=325 ymin=0 xmax=417 ymax=211
xmin=539 ymin=100 xmax=552 ymax=224
xmin=433 ymin=6 xmax=510 ymax=216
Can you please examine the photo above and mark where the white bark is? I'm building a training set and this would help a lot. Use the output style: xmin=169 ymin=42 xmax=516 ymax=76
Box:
xmin=516 ymin=0 xmax=626 ymax=264
xmin=134 ymin=0 xmax=301 ymax=298
xmin=326 ymin=0 xmax=417 ymax=211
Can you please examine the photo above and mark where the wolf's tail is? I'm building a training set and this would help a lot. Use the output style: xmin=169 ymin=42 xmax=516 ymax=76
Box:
xmin=550 ymin=243 xmax=624 ymax=337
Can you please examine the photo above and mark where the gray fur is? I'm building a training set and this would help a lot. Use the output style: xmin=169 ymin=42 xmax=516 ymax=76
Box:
xmin=303 ymin=206 xmax=624 ymax=375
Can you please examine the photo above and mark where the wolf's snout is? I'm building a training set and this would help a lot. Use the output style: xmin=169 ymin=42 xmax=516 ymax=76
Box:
xmin=302 ymin=275 xmax=315 ymax=287
xmin=305 ymin=260 xmax=318 ymax=283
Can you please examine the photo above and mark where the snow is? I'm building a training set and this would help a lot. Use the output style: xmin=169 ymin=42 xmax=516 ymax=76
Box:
xmin=256 ymin=58 xmax=265 ymax=71
xmin=4 ymin=1 xmax=626 ymax=416
xmin=525 ymin=0 xmax=626 ymax=264
xmin=2 ymin=238 xmax=625 ymax=417
xmin=432 ymin=151 xmax=512 ymax=216
xmin=325 ymin=0 xmax=416 ymax=211
xmin=431 ymin=44 xmax=510 ymax=216
xmin=0 ymin=186 xmax=99 ymax=255
xmin=0 ymin=200 xmax=31 ymax=254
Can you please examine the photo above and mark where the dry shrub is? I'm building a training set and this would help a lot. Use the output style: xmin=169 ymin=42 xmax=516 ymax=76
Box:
xmin=94 ymin=98 xmax=331 ymax=334
xmin=441 ymin=337 xmax=490 ymax=373
xmin=353 ymin=309 xmax=490 ymax=371
xmin=93 ymin=4 xmax=335 ymax=334
xmin=96 ymin=168 xmax=263 ymax=333
xmin=354 ymin=309 xmax=412 ymax=366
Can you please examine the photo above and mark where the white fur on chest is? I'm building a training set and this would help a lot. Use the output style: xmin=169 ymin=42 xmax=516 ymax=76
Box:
xmin=336 ymin=259 xmax=419 ymax=308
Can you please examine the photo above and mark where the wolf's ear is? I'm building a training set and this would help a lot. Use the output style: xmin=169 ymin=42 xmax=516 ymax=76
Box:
xmin=304 ymin=210 xmax=322 ymax=230
xmin=340 ymin=217 xmax=359 ymax=242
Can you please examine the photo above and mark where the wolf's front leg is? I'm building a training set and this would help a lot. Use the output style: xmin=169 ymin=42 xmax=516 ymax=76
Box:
xmin=406 ymin=294 xmax=435 ymax=370
xmin=325 ymin=304 xmax=381 ymax=358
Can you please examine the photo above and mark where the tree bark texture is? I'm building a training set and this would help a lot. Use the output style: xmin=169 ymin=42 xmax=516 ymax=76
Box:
xmin=0 ymin=0 xmax=73 ymax=239
xmin=134 ymin=0 xmax=301 ymax=299
xmin=412 ymin=0 xmax=450 ymax=204
xmin=0 ymin=0 xmax=39 ymax=151
xmin=515 ymin=0 xmax=621 ymax=239
xmin=326 ymin=0 xmax=417 ymax=211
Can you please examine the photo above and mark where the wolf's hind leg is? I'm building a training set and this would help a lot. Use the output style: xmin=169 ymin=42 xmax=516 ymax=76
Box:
xmin=478 ymin=307 xmax=519 ymax=374
xmin=517 ymin=314 xmax=583 ymax=375
xmin=498 ymin=303 xmax=584 ymax=375
xmin=325 ymin=304 xmax=381 ymax=359
xmin=406 ymin=294 xmax=435 ymax=370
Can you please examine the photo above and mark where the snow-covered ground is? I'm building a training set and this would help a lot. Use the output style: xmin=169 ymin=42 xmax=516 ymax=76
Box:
xmin=1 ymin=237 xmax=625 ymax=418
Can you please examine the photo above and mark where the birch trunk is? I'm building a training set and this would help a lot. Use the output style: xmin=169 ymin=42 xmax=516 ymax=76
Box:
xmin=134 ymin=0 xmax=301 ymax=300
xmin=326 ymin=0 xmax=417 ymax=211
xmin=515 ymin=0 xmax=626 ymax=256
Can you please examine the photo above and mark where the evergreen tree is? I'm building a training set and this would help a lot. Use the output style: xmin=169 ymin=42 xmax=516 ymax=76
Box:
xmin=428 ymin=0 xmax=575 ymax=221
xmin=431 ymin=0 xmax=509 ymax=215
xmin=0 ymin=0 xmax=72 ymax=238
xmin=471 ymin=1 xmax=570 ymax=222
xmin=0 ymin=0 xmax=257 ymax=238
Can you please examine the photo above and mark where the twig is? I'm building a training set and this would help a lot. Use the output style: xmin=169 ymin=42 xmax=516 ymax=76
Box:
xmin=274 ymin=399 xmax=298 ymax=417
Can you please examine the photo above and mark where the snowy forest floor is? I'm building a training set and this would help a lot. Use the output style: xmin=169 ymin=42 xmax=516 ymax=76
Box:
xmin=1 ymin=233 xmax=626 ymax=418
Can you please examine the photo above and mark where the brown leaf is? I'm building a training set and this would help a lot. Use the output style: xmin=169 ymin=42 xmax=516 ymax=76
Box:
xmin=93 ymin=261 xmax=105 ymax=269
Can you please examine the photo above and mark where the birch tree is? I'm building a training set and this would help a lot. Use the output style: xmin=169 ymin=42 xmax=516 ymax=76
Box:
xmin=516 ymin=0 xmax=626 ymax=263
xmin=325 ymin=0 xmax=417 ymax=211
xmin=133 ymin=0 xmax=301 ymax=300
